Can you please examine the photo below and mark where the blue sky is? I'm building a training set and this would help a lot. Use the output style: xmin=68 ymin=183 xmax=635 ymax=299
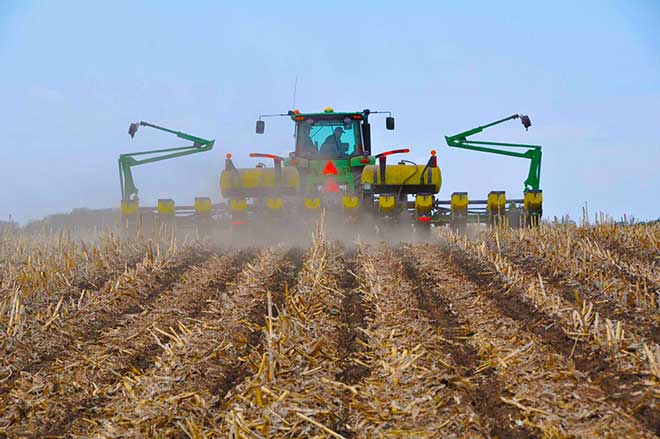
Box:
xmin=1 ymin=1 xmax=659 ymax=223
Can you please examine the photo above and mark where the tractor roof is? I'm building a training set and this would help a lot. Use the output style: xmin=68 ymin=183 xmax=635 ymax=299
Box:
xmin=289 ymin=108 xmax=367 ymax=121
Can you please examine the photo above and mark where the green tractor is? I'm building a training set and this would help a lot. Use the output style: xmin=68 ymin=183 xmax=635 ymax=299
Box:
xmin=222 ymin=107 xmax=438 ymax=236
xmin=118 ymin=107 xmax=543 ymax=236
xmin=220 ymin=107 xmax=542 ymax=234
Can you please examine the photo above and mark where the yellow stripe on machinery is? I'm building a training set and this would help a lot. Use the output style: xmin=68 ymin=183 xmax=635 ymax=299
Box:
xmin=157 ymin=199 xmax=176 ymax=215
xmin=450 ymin=192 xmax=468 ymax=213
xmin=414 ymin=194 xmax=434 ymax=214
xmin=229 ymin=198 xmax=247 ymax=211
xmin=266 ymin=197 xmax=284 ymax=209
xmin=304 ymin=197 xmax=321 ymax=209
xmin=378 ymin=195 xmax=397 ymax=213
xmin=524 ymin=190 xmax=543 ymax=211
xmin=361 ymin=164 xmax=441 ymax=193
xmin=220 ymin=167 xmax=300 ymax=198
xmin=487 ymin=191 xmax=506 ymax=214
xmin=343 ymin=195 xmax=359 ymax=210
xmin=121 ymin=200 xmax=139 ymax=217
xmin=194 ymin=197 xmax=213 ymax=214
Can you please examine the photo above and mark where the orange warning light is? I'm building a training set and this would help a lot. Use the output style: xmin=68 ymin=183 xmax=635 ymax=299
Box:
xmin=431 ymin=150 xmax=436 ymax=156
xmin=226 ymin=153 xmax=232 ymax=159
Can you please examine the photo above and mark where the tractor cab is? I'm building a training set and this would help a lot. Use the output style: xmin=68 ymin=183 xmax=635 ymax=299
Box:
xmin=245 ymin=108 xmax=398 ymax=208
xmin=255 ymin=107 xmax=395 ymax=161
xmin=291 ymin=108 xmax=368 ymax=160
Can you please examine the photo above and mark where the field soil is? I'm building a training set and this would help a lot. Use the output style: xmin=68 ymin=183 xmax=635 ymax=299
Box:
xmin=0 ymin=222 xmax=658 ymax=438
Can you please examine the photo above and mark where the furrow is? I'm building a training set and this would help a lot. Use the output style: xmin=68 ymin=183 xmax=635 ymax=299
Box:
xmin=67 ymin=247 xmax=302 ymax=438
xmin=346 ymin=245 xmax=489 ymax=438
xmin=494 ymin=226 xmax=659 ymax=315
xmin=214 ymin=237 xmax=351 ymax=437
xmin=586 ymin=222 xmax=660 ymax=269
xmin=500 ymin=243 xmax=660 ymax=345
xmin=402 ymin=248 xmax=535 ymax=438
xmin=433 ymin=230 xmax=659 ymax=437
xmin=208 ymin=247 xmax=305 ymax=406
xmin=335 ymin=248 xmax=370 ymax=386
xmin=329 ymin=248 xmax=368 ymax=438
xmin=0 ymin=248 xmax=248 ymax=438
xmin=0 ymin=238 xmax=158 ymax=384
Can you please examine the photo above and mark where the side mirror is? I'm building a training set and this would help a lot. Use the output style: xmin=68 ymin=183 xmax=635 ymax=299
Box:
xmin=386 ymin=116 xmax=395 ymax=130
xmin=256 ymin=120 xmax=265 ymax=134
xmin=361 ymin=122 xmax=372 ymax=155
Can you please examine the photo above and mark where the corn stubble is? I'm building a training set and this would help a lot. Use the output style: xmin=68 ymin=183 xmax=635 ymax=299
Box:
xmin=0 ymin=221 xmax=658 ymax=438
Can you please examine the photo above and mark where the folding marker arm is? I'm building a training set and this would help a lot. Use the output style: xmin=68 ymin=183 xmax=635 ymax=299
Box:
xmin=119 ymin=121 xmax=215 ymax=201
xmin=444 ymin=114 xmax=542 ymax=192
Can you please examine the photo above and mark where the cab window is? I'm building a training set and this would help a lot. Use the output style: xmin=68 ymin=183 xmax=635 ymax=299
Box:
xmin=295 ymin=118 xmax=361 ymax=158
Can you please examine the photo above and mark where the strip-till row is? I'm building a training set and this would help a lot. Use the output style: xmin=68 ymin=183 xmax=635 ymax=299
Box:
xmin=1 ymin=234 xmax=658 ymax=438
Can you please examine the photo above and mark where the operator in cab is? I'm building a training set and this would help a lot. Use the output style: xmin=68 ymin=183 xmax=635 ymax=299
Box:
xmin=320 ymin=127 xmax=349 ymax=158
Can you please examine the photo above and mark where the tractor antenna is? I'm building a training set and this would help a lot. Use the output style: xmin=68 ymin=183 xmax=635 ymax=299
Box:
xmin=292 ymin=76 xmax=298 ymax=109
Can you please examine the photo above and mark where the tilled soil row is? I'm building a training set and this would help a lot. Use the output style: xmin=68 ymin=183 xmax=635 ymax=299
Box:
xmin=573 ymin=232 xmax=660 ymax=292
xmin=209 ymin=247 xmax=305 ymax=406
xmin=335 ymin=248 xmax=369 ymax=386
xmin=0 ymin=242 xmax=212 ymax=398
xmin=586 ymin=222 xmax=660 ymax=269
xmin=461 ymin=229 xmax=660 ymax=360
xmin=432 ymin=233 xmax=660 ymax=437
xmin=494 ymin=227 xmax=659 ymax=314
xmin=329 ymin=248 xmax=368 ymax=438
xmin=349 ymin=245 xmax=488 ymax=438
xmin=500 ymin=243 xmax=660 ymax=345
xmin=70 ymin=247 xmax=302 ymax=438
xmin=412 ymin=242 xmax=657 ymax=438
xmin=0 ymin=248 xmax=246 ymax=438
xmin=0 ymin=236 xmax=151 ymax=333
xmin=217 ymin=238 xmax=351 ymax=437
xmin=65 ymin=238 xmax=155 ymax=301
xmin=0 ymin=237 xmax=149 ymax=355
xmin=400 ymin=248 xmax=538 ymax=439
